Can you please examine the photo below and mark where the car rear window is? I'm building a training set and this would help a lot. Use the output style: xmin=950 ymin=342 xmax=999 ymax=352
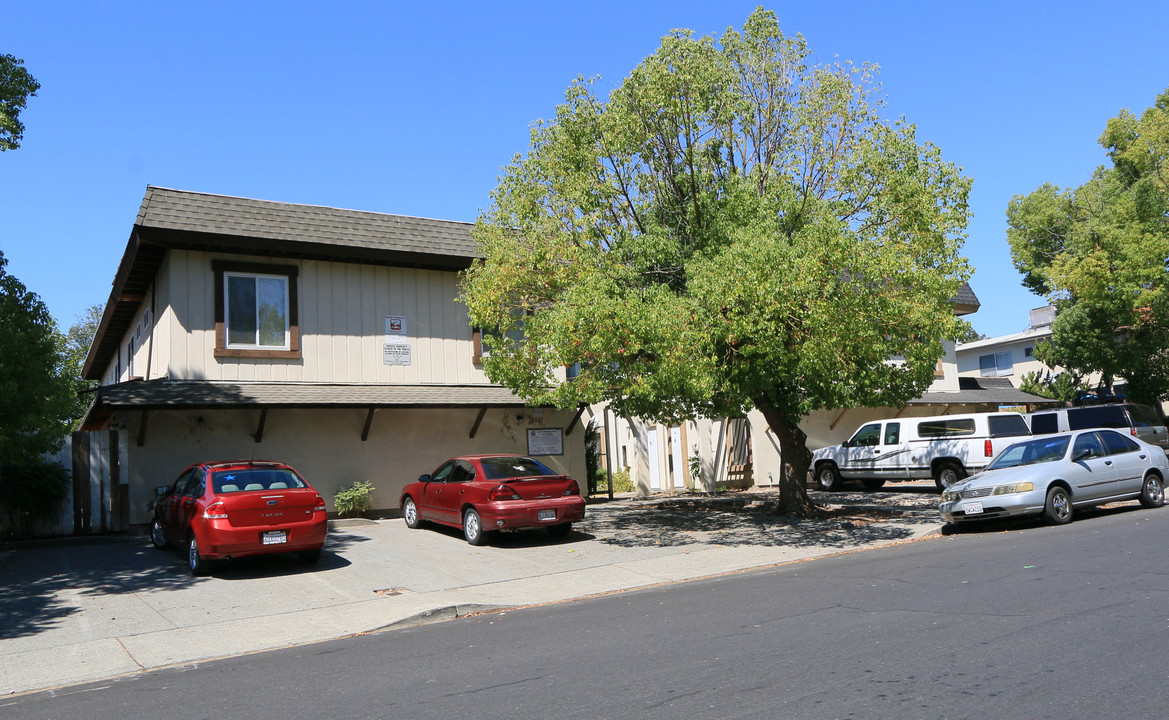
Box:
xmin=479 ymin=457 xmax=557 ymax=480
xmin=988 ymin=415 xmax=1030 ymax=437
xmin=916 ymin=418 xmax=976 ymax=438
xmin=213 ymin=468 xmax=306 ymax=492
xmin=1067 ymin=406 xmax=1128 ymax=430
xmin=1126 ymin=403 xmax=1163 ymax=428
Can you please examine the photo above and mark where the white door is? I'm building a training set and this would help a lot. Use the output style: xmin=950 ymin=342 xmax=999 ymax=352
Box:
xmin=647 ymin=428 xmax=661 ymax=491
xmin=670 ymin=426 xmax=685 ymax=488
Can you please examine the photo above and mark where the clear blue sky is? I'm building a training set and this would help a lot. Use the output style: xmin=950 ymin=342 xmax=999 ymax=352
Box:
xmin=3 ymin=1 xmax=1167 ymax=339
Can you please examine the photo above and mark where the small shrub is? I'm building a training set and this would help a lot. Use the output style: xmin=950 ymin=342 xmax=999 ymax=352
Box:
xmin=333 ymin=480 xmax=375 ymax=518
xmin=0 ymin=459 xmax=70 ymax=539
xmin=610 ymin=468 xmax=634 ymax=493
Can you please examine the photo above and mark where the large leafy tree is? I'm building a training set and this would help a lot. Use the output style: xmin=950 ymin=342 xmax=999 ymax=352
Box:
xmin=0 ymin=53 xmax=40 ymax=151
xmin=0 ymin=251 xmax=77 ymax=463
xmin=1007 ymin=88 xmax=1169 ymax=406
xmin=460 ymin=9 xmax=971 ymax=515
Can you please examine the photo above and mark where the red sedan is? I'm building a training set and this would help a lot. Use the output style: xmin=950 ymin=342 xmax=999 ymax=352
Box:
xmin=150 ymin=460 xmax=328 ymax=575
xmin=400 ymin=455 xmax=586 ymax=545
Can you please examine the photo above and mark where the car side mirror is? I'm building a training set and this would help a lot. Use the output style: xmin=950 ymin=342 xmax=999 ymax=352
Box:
xmin=841 ymin=440 xmax=851 ymax=448
xmin=1073 ymin=448 xmax=1092 ymax=463
xmin=418 ymin=473 xmax=432 ymax=483
xmin=154 ymin=485 xmax=171 ymax=497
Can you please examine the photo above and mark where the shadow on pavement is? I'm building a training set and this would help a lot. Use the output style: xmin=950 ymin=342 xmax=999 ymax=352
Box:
xmin=579 ymin=488 xmax=941 ymax=550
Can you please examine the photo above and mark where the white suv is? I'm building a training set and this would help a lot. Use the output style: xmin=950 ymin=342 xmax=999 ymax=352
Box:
xmin=812 ymin=411 xmax=1032 ymax=492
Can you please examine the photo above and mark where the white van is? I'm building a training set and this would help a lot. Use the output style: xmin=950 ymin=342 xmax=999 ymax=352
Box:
xmin=811 ymin=411 xmax=1032 ymax=492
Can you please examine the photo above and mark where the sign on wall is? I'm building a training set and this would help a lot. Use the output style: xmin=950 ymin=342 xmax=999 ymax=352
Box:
xmin=383 ymin=315 xmax=411 ymax=366
xmin=527 ymin=428 xmax=564 ymax=456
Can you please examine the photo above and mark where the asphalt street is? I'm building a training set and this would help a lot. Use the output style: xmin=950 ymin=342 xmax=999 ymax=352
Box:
xmin=5 ymin=496 xmax=1167 ymax=719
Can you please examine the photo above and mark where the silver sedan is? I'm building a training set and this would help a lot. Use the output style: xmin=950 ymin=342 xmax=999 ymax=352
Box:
xmin=939 ymin=429 xmax=1168 ymax=526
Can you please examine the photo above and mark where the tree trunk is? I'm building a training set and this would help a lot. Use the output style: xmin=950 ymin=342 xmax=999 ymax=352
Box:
xmin=755 ymin=403 xmax=820 ymax=518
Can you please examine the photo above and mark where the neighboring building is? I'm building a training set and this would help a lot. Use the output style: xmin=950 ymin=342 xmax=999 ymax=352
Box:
xmin=75 ymin=187 xmax=588 ymax=532
xmin=955 ymin=306 xmax=1056 ymax=386
xmin=596 ymin=291 xmax=1059 ymax=495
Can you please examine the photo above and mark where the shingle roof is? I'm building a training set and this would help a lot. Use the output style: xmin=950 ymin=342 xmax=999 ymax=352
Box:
xmin=909 ymin=376 xmax=1058 ymax=406
xmin=135 ymin=186 xmax=479 ymax=261
xmin=80 ymin=379 xmax=538 ymax=430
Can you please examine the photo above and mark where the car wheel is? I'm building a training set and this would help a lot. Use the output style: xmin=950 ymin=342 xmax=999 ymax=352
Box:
xmin=402 ymin=496 xmax=422 ymax=529
xmin=547 ymin=522 xmax=572 ymax=538
xmin=188 ymin=536 xmax=211 ymax=576
xmin=463 ymin=508 xmax=488 ymax=546
xmin=299 ymin=548 xmax=322 ymax=564
xmin=1139 ymin=472 xmax=1165 ymax=508
xmin=861 ymin=479 xmax=886 ymax=491
xmin=933 ymin=461 xmax=966 ymax=492
xmin=1044 ymin=486 xmax=1073 ymax=525
xmin=150 ymin=518 xmax=168 ymax=549
xmin=815 ymin=463 xmax=842 ymax=491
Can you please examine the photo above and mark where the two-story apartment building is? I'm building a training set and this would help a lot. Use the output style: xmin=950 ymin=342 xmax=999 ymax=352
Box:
xmin=76 ymin=187 xmax=587 ymax=532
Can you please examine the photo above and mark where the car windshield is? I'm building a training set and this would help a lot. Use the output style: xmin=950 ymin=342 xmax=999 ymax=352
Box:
xmin=213 ymin=467 xmax=306 ymax=492
xmin=986 ymin=436 xmax=1070 ymax=470
xmin=479 ymin=457 xmax=557 ymax=480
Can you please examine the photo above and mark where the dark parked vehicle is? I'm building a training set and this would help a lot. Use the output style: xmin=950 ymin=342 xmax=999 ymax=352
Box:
xmin=400 ymin=455 xmax=586 ymax=545
xmin=1028 ymin=403 xmax=1169 ymax=450
xmin=150 ymin=460 xmax=328 ymax=575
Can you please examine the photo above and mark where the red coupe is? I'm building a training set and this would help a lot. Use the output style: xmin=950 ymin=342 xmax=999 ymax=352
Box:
xmin=150 ymin=460 xmax=328 ymax=575
xmin=400 ymin=455 xmax=586 ymax=545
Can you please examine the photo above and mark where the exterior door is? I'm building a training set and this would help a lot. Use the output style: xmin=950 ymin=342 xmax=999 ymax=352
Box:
xmin=1099 ymin=430 xmax=1149 ymax=494
xmin=647 ymin=428 xmax=661 ymax=491
xmin=418 ymin=461 xmax=455 ymax=523
xmin=670 ymin=427 xmax=685 ymax=489
xmin=874 ymin=421 xmax=911 ymax=479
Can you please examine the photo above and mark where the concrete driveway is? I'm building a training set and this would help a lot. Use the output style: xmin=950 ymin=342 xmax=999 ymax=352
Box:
xmin=0 ymin=483 xmax=942 ymax=697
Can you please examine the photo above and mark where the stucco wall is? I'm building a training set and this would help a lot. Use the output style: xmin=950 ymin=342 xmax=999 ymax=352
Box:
xmin=114 ymin=406 xmax=587 ymax=526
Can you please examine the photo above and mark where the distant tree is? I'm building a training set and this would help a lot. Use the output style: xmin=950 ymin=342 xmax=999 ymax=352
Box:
xmin=1007 ymin=87 xmax=1169 ymax=406
xmin=65 ymin=303 xmax=103 ymax=426
xmin=954 ymin=320 xmax=987 ymax=344
xmin=0 ymin=251 xmax=76 ymax=463
xmin=460 ymin=9 xmax=972 ymax=516
xmin=0 ymin=54 xmax=40 ymax=151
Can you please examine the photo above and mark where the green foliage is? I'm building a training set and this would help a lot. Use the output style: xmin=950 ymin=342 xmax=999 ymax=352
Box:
xmin=0 ymin=251 xmax=78 ymax=463
xmin=64 ymin=303 xmax=103 ymax=427
xmin=333 ymin=480 xmax=375 ymax=518
xmin=688 ymin=446 xmax=703 ymax=488
xmin=953 ymin=320 xmax=987 ymax=344
xmin=583 ymin=418 xmax=604 ymax=494
xmin=1007 ymin=87 xmax=1169 ymax=405
xmin=460 ymin=9 xmax=971 ymax=513
xmin=1018 ymin=369 xmax=1088 ymax=403
xmin=0 ymin=54 xmax=40 ymax=151
xmin=609 ymin=468 xmax=634 ymax=494
xmin=0 ymin=459 xmax=70 ymax=539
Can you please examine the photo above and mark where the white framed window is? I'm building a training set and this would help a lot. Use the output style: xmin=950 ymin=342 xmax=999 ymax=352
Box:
xmin=213 ymin=261 xmax=300 ymax=358
xmin=979 ymin=351 xmax=1013 ymax=377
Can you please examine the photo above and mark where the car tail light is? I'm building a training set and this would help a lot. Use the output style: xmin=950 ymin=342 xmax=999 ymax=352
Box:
xmin=563 ymin=479 xmax=580 ymax=496
xmin=489 ymin=484 xmax=521 ymax=501
xmin=203 ymin=500 xmax=228 ymax=519
xmin=985 ymin=439 xmax=993 ymax=457
xmin=313 ymin=495 xmax=326 ymax=512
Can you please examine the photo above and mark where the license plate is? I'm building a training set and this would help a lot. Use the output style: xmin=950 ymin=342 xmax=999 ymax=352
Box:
xmin=964 ymin=501 xmax=984 ymax=516
xmin=538 ymin=509 xmax=556 ymax=521
xmin=262 ymin=530 xmax=288 ymax=545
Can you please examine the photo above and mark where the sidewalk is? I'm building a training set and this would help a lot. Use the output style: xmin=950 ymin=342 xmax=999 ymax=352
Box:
xmin=0 ymin=484 xmax=943 ymax=697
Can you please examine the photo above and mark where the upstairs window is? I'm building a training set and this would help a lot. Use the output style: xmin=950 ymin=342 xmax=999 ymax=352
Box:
xmin=213 ymin=261 xmax=299 ymax=358
xmin=979 ymin=351 xmax=1013 ymax=377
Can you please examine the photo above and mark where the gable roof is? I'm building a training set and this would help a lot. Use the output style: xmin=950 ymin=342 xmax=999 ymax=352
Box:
xmin=83 ymin=187 xmax=479 ymax=379
xmin=910 ymin=376 xmax=1058 ymax=406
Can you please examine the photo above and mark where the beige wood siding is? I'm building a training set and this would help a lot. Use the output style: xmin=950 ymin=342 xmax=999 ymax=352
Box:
xmin=162 ymin=250 xmax=491 ymax=384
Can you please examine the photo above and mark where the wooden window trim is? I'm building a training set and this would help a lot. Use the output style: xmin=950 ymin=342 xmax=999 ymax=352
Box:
xmin=212 ymin=260 xmax=300 ymax=359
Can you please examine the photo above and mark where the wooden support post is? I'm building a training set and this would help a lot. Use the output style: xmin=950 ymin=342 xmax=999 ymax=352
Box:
xmin=565 ymin=405 xmax=587 ymax=436
xmin=361 ymin=408 xmax=376 ymax=442
xmin=137 ymin=410 xmax=149 ymax=447
xmin=469 ymin=407 xmax=488 ymax=438
xmin=254 ymin=408 xmax=268 ymax=443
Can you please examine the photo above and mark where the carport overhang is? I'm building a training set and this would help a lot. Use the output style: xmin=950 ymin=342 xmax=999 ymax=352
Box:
xmin=80 ymin=379 xmax=588 ymax=446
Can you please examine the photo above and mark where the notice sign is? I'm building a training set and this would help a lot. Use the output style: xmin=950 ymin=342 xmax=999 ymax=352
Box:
xmin=385 ymin=315 xmax=406 ymax=339
xmin=383 ymin=343 xmax=411 ymax=366
xmin=527 ymin=428 xmax=564 ymax=456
